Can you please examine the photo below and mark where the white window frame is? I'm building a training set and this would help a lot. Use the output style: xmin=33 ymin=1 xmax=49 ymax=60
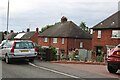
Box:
xmin=80 ymin=42 xmax=83 ymax=48
xmin=97 ymin=30 xmax=101 ymax=38
xmin=112 ymin=30 xmax=120 ymax=38
xmin=53 ymin=38 xmax=57 ymax=43
xmin=62 ymin=38 xmax=64 ymax=44
xmin=44 ymin=38 xmax=48 ymax=42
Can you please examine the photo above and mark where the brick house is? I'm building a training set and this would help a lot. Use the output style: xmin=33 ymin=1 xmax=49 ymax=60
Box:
xmin=92 ymin=11 xmax=120 ymax=56
xmin=14 ymin=28 xmax=39 ymax=43
xmin=38 ymin=17 xmax=92 ymax=54
xmin=4 ymin=30 xmax=18 ymax=40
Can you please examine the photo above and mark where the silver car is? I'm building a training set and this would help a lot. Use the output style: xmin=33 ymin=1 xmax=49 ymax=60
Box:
xmin=1 ymin=40 xmax=37 ymax=64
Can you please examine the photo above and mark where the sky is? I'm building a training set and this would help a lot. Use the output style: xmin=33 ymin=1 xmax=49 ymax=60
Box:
xmin=0 ymin=0 xmax=119 ymax=32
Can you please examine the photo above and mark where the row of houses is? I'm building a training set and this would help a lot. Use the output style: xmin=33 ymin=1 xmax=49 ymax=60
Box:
xmin=0 ymin=28 xmax=39 ymax=44
xmin=0 ymin=11 xmax=120 ymax=57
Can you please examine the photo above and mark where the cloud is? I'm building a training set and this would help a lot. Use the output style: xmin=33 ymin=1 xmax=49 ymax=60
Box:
xmin=0 ymin=0 xmax=119 ymax=32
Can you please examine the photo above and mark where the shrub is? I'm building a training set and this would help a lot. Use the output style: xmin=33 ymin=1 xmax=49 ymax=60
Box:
xmin=96 ymin=56 xmax=104 ymax=62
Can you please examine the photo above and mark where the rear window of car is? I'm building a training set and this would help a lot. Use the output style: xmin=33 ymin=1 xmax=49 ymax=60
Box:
xmin=14 ymin=42 xmax=34 ymax=49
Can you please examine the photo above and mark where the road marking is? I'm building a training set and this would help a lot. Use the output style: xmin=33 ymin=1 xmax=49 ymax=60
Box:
xmin=29 ymin=62 xmax=80 ymax=79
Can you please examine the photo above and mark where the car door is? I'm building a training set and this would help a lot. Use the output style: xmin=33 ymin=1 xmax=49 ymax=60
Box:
xmin=0 ymin=44 xmax=2 ymax=59
xmin=2 ymin=43 xmax=9 ymax=58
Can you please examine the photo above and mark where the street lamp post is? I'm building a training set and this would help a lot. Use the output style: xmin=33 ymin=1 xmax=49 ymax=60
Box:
xmin=6 ymin=0 xmax=9 ymax=42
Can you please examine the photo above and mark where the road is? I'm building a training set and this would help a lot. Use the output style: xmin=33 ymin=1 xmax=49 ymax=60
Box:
xmin=1 ymin=59 xmax=120 ymax=79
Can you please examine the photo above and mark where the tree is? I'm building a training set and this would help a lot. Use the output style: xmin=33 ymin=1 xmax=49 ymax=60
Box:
xmin=40 ymin=25 xmax=53 ymax=33
xmin=79 ymin=22 xmax=90 ymax=33
xmin=80 ymin=22 xmax=86 ymax=31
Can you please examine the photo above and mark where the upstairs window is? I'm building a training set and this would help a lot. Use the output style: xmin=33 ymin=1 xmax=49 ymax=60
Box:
xmin=62 ymin=38 xmax=64 ymax=44
xmin=112 ymin=30 xmax=120 ymax=38
xmin=53 ymin=38 xmax=57 ymax=43
xmin=97 ymin=30 xmax=101 ymax=38
xmin=44 ymin=38 xmax=48 ymax=42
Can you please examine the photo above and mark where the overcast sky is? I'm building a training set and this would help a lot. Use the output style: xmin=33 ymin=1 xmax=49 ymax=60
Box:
xmin=0 ymin=0 xmax=119 ymax=32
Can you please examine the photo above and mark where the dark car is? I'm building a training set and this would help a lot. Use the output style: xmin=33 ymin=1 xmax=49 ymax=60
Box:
xmin=107 ymin=44 xmax=120 ymax=73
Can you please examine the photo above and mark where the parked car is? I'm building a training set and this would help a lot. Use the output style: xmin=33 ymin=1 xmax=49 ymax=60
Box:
xmin=107 ymin=44 xmax=120 ymax=73
xmin=1 ymin=40 xmax=37 ymax=64
xmin=0 ymin=40 xmax=8 ymax=59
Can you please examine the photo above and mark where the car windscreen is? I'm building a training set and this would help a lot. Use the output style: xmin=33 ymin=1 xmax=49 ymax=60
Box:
xmin=14 ymin=42 xmax=34 ymax=49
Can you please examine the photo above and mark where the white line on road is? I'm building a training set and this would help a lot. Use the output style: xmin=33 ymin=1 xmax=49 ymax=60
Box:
xmin=29 ymin=62 xmax=80 ymax=79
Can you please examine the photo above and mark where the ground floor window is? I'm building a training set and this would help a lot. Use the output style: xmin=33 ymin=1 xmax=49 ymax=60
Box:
xmin=80 ymin=42 xmax=83 ymax=48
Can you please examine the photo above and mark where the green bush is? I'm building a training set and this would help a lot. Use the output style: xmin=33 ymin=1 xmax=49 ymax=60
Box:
xmin=49 ymin=46 xmax=57 ymax=60
xmin=96 ymin=56 xmax=104 ymax=62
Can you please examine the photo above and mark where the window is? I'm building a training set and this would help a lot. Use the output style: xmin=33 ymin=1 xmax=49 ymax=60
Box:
xmin=44 ymin=38 xmax=48 ymax=42
xmin=62 ymin=38 xmax=64 ymax=44
xmin=98 ymin=30 xmax=101 ymax=38
xmin=53 ymin=38 xmax=57 ymax=43
xmin=80 ymin=42 xmax=83 ymax=48
xmin=112 ymin=30 xmax=120 ymax=38
xmin=15 ymin=42 xmax=34 ymax=49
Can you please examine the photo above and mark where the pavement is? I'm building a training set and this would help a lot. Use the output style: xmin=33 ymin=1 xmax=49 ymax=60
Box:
xmin=50 ymin=61 xmax=107 ymax=65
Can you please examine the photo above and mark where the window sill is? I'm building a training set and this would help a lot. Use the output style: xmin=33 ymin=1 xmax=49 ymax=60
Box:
xmin=97 ymin=37 xmax=101 ymax=39
xmin=53 ymin=42 xmax=57 ymax=44
xmin=111 ymin=37 xmax=120 ymax=39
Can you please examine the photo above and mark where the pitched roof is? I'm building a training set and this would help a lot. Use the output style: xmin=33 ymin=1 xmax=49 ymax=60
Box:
xmin=14 ymin=32 xmax=36 ymax=40
xmin=21 ymin=32 xmax=35 ymax=39
xmin=92 ymin=11 xmax=120 ymax=29
xmin=5 ymin=33 xmax=18 ymax=40
xmin=39 ymin=21 xmax=92 ymax=39
xmin=14 ymin=33 xmax=26 ymax=39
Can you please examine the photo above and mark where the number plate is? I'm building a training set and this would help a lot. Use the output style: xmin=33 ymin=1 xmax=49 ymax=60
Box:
xmin=20 ymin=50 xmax=29 ymax=52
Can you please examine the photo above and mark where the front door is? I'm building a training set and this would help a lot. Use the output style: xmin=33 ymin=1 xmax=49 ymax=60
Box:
xmin=96 ymin=46 xmax=103 ymax=56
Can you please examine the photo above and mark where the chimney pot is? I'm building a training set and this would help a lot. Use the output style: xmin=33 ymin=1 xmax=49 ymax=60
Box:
xmin=10 ymin=30 xmax=13 ymax=33
xmin=36 ymin=28 xmax=39 ymax=32
xmin=27 ymin=28 xmax=30 ymax=32
xmin=61 ymin=16 xmax=67 ymax=23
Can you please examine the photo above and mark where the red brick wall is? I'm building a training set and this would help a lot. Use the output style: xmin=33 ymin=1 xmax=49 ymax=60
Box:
xmin=50 ymin=38 xmax=67 ymax=52
xmin=92 ymin=29 xmax=120 ymax=52
xmin=30 ymin=32 xmax=39 ymax=43
xmin=68 ymin=38 xmax=92 ymax=50
xmin=38 ymin=37 xmax=92 ymax=53
xmin=38 ymin=37 xmax=50 ymax=47
xmin=38 ymin=37 xmax=67 ymax=52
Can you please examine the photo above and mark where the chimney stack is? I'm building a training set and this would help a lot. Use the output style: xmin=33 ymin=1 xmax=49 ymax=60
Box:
xmin=10 ymin=30 xmax=13 ymax=33
xmin=36 ymin=28 xmax=39 ymax=32
xmin=27 ymin=28 xmax=30 ymax=32
xmin=61 ymin=16 xmax=67 ymax=23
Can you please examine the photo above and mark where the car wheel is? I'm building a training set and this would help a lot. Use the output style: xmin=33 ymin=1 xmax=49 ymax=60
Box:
xmin=107 ymin=63 xmax=118 ymax=73
xmin=5 ymin=55 xmax=11 ymax=64
xmin=29 ymin=59 xmax=34 ymax=62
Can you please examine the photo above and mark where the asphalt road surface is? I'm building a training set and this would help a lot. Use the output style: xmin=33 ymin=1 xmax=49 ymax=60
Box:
xmin=1 ymin=59 xmax=120 ymax=79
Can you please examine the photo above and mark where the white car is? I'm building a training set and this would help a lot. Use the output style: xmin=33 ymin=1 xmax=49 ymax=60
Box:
xmin=0 ymin=40 xmax=7 ymax=59
xmin=1 ymin=40 xmax=37 ymax=64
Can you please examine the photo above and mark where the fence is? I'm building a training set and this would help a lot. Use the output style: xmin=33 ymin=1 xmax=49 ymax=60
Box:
xmin=78 ymin=49 xmax=92 ymax=62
